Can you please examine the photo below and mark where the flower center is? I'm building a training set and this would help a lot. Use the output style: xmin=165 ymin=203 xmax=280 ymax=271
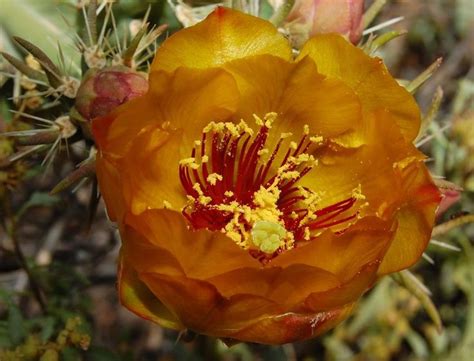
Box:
xmin=179 ymin=113 xmax=363 ymax=263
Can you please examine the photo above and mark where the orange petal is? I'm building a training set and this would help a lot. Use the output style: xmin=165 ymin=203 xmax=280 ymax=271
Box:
xmin=272 ymin=216 xmax=393 ymax=281
xmin=304 ymin=261 xmax=379 ymax=312
xmin=139 ymin=270 xmax=352 ymax=344
xmin=140 ymin=272 xmax=284 ymax=336
xmin=298 ymin=110 xmax=425 ymax=215
xmin=124 ymin=210 xmax=344 ymax=308
xmin=139 ymin=272 xmax=221 ymax=332
xmin=151 ymin=7 xmax=292 ymax=73
xmin=139 ymin=262 xmax=360 ymax=344
xmin=277 ymin=56 xmax=363 ymax=144
xmin=123 ymin=209 xmax=261 ymax=279
xmin=96 ymin=67 xmax=240 ymax=214
xmin=147 ymin=67 xmax=239 ymax=140
xmin=92 ymin=95 xmax=157 ymax=157
xmin=93 ymin=67 xmax=239 ymax=160
xmin=206 ymin=264 xmax=340 ymax=307
xmin=95 ymin=154 xmax=126 ymax=222
xmin=224 ymin=55 xmax=362 ymax=143
xmin=119 ymin=127 xmax=187 ymax=213
xmin=122 ymin=226 xmax=185 ymax=277
xmin=224 ymin=304 xmax=355 ymax=344
xmin=118 ymin=255 xmax=182 ymax=330
xmin=378 ymin=162 xmax=441 ymax=274
xmin=298 ymin=34 xmax=420 ymax=141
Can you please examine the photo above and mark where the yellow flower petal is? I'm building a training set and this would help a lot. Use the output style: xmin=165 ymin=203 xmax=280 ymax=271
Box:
xmin=304 ymin=261 xmax=380 ymax=312
xmin=139 ymin=270 xmax=353 ymax=344
xmin=378 ymin=162 xmax=441 ymax=274
xmin=93 ymin=67 xmax=239 ymax=159
xmin=272 ymin=217 xmax=393 ymax=281
xmin=224 ymin=55 xmax=363 ymax=144
xmin=95 ymin=155 xmax=125 ymax=222
xmin=224 ymin=304 xmax=354 ymax=344
xmin=206 ymin=265 xmax=340 ymax=307
xmin=123 ymin=209 xmax=261 ymax=279
xmin=151 ymin=7 xmax=292 ymax=73
xmin=118 ymin=255 xmax=182 ymax=330
xmin=298 ymin=34 xmax=420 ymax=141
xmin=119 ymin=127 xmax=187 ymax=214
xmin=298 ymin=110 xmax=425 ymax=215
xmin=93 ymin=95 xmax=157 ymax=158
xmin=94 ymin=67 xmax=239 ymax=214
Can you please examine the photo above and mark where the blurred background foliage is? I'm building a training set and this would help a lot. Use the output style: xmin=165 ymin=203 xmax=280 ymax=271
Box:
xmin=0 ymin=0 xmax=473 ymax=360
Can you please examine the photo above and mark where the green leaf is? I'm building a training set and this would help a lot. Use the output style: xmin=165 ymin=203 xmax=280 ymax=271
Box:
xmin=0 ymin=322 xmax=13 ymax=348
xmin=7 ymin=304 xmax=26 ymax=345
xmin=40 ymin=317 xmax=56 ymax=342
xmin=17 ymin=191 xmax=60 ymax=219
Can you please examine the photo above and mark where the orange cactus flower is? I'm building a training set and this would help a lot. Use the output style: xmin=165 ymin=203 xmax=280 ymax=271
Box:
xmin=92 ymin=8 xmax=441 ymax=344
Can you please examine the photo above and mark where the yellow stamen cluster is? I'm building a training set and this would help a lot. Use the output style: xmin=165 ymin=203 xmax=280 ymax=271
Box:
xmin=180 ymin=113 xmax=363 ymax=256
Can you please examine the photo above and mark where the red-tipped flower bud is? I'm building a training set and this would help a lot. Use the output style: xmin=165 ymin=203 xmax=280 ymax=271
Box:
xmin=75 ymin=66 xmax=148 ymax=121
xmin=286 ymin=0 xmax=364 ymax=46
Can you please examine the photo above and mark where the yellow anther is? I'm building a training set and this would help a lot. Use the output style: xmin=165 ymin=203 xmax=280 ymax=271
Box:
xmin=179 ymin=157 xmax=196 ymax=165
xmin=303 ymin=124 xmax=310 ymax=135
xmin=251 ymin=220 xmax=287 ymax=254
xmin=225 ymin=227 xmax=243 ymax=245
xmin=281 ymin=171 xmax=300 ymax=180
xmin=264 ymin=112 xmax=278 ymax=128
xmin=207 ymin=173 xmax=223 ymax=185
xmin=310 ymin=135 xmax=324 ymax=144
xmin=180 ymin=157 xmax=200 ymax=170
xmin=304 ymin=227 xmax=311 ymax=241
xmin=352 ymin=184 xmax=366 ymax=200
xmin=199 ymin=195 xmax=212 ymax=205
xmin=253 ymin=186 xmax=280 ymax=210
xmin=193 ymin=183 xmax=212 ymax=205
xmin=192 ymin=183 xmax=205 ymax=196
xmin=224 ymin=190 xmax=234 ymax=197
xmin=201 ymin=155 xmax=209 ymax=163
xmin=281 ymin=132 xmax=293 ymax=139
xmin=224 ymin=122 xmax=240 ymax=137
xmin=163 ymin=200 xmax=172 ymax=209
xmin=203 ymin=121 xmax=224 ymax=133
xmin=253 ymin=114 xmax=264 ymax=127
xmin=238 ymin=119 xmax=254 ymax=135
xmin=292 ymin=154 xmax=314 ymax=164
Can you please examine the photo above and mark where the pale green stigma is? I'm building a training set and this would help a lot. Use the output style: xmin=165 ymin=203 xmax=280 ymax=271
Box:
xmin=251 ymin=220 xmax=287 ymax=254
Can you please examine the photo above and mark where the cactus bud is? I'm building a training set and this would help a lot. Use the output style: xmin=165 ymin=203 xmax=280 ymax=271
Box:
xmin=285 ymin=0 xmax=364 ymax=47
xmin=75 ymin=65 xmax=148 ymax=121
